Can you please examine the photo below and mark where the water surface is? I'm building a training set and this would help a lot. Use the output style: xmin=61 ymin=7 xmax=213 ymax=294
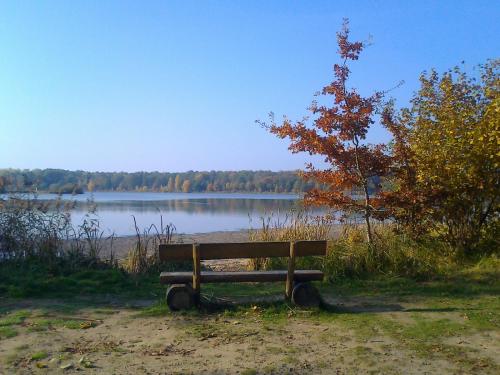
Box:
xmin=12 ymin=192 xmax=304 ymax=235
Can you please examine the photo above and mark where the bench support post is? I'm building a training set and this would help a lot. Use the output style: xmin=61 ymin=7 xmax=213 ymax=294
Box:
xmin=285 ymin=241 xmax=296 ymax=299
xmin=192 ymin=243 xmax=201 ymax=303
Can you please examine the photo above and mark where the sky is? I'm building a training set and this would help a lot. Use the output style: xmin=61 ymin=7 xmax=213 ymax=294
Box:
xmin=0 ymin=1 xmax=498 ymax=173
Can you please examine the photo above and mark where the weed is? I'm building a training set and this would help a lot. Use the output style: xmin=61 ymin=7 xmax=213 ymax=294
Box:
xmin=121 ymin=216 xmax=177 ymax=275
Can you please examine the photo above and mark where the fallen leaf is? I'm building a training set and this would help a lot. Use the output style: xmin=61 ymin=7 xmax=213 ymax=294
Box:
xmin=79 ymin=321 xmax=93 ymax=329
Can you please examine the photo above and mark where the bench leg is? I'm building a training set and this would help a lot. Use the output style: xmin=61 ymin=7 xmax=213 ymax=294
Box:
xmin=285 ymin=241 xmax=296 ymax=299
xmin=166 ymin=284 xmax=195 ymax=311
xmin=291 ymin=282 xmax=321 ymax=308
xmin=192 ymin=244 xmax=201 ymax=305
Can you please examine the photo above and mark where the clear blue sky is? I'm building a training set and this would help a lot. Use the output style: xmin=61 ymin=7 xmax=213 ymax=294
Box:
xmin=0 ymin=1 xmax=498 ymax=172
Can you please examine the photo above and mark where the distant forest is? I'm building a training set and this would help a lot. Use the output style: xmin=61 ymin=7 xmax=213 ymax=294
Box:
xmin=0 ymin=169 xmax=326 ymax=194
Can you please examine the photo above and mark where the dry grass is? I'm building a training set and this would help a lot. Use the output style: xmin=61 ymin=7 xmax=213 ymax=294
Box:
xmin=121 ymin=216 xmax=176 ymax=275
xmin=248 ymin=210 xmax=333 ymax=269
xmin=0 ymin=194 xmax=182 ymax=276
xmin=0 ymin=194 xmax=117 ymax=269
xmin=248 ymin=210 xmax=454 ymax=279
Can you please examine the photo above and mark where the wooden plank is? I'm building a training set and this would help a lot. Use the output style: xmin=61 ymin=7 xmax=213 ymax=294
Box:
xmin=160 ymin=270 xmax=324 ymax=284
xmin=192 ymin=244 xmax=201 ymax=295
xmin=159 ymin=244 xmax=192 ymax=261
xmin=198 ymin=242 xmax=289 ymax=260
xmin=295 ymin=240 xmax=327 ymax=257
xmin=159 ymin=241 xmax=327 ymax=262
xmin=285 ymin=241 xmax=296 ymax=299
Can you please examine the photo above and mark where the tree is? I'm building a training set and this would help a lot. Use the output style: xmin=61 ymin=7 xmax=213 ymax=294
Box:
xmin=174 ymin=175 xmax=182 ymax=192
xmin=182 ymin=179 xmax=191 ymax=193
xmin=87 ymin=179 xmax=96 ymax=192
xmin=166 ymin=177 xmax=175 ymax=192
xmin=383 ymin=60 xmax=499 ymax=253
xmin=259 ymin=19 xmax=391 ymax=243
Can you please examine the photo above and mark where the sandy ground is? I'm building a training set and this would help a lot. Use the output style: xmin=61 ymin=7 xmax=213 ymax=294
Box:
xmin=95 ymin=230 xmax=251 ymax=260
xmin=1 ymin=294 xmax=498 ymax=375
xmin=3 ymin=229 xmax=497 ymax=374
xmin=96 ymin=226 xmax=342 ymax=261
xmin=93 ymin=230 xmax=252 ymax=271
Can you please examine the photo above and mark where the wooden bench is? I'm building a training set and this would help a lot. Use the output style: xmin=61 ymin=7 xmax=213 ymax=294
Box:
xmin=159 ymin=240 xmax=327 ymax=310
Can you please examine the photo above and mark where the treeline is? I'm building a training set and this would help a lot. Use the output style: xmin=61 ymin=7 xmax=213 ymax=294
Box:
xmin=0 ymin=169 xmax=325 ymax=194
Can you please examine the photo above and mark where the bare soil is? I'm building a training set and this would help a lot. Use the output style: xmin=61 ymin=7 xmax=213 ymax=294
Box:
xmin=1 ymin=290 xmax=498 ymax=374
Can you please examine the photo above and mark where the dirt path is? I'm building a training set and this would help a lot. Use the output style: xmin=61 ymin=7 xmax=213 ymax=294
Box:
xmin=1 ymin=292 xmax=498 ymax=375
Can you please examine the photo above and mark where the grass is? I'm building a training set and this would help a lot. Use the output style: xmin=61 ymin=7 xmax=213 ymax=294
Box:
xmin=382 ymin=317 xmax=498 ymax=371
xmin=0 ymin=261 xmax=164 ymax=299
xmin=0 ymin=204 xmax=497 ymax=373
xmin=0 ymin=310 xmax=31 ymax=326
xmin=248 ymin=211 xmax=479 ymax=281
xmin=30 ymin=351 xmax=48 ymax=361
xmin=0 ymin=261 xmax=497 ymax=373
xmin=0 ymin=326 xmax=18 ymax=339
xmin=26 ymin=317 xmax=96 ymax=332
xmin=133 ymin=272 xmax=498 ymax=371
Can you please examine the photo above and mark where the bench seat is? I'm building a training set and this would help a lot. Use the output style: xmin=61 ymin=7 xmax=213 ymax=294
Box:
xmin=160 ymin=270 xmax=324 ymax=284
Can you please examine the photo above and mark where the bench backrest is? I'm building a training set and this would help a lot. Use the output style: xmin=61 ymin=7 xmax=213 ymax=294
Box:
xmin=159 ymin=241 xmax=327 ymax=262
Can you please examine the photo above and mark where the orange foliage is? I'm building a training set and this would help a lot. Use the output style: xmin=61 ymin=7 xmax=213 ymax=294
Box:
xmin=258 ymin=19 xmax=392 ymax=242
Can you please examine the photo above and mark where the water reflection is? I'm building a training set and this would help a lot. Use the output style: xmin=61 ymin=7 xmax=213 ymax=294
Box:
xmin=73 ymin=198 xmax=300 ymax=215
xmin=1 ymin=192 xmax=330 ymax=235
xmin=45 ymin=193 xmax=308 ymax=235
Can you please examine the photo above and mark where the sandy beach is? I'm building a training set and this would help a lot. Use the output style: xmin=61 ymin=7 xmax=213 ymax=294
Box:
xmin=99 ymin=230 xmax=249 ymax=259
xmin=94 ymin=230 xmax=250 ymax=270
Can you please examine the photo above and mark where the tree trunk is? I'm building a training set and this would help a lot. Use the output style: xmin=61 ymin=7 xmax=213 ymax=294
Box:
xmin=364 ymin=212 xmax=373 ymax=244
xmin=363 ymin=183 xmax=373 ymax=244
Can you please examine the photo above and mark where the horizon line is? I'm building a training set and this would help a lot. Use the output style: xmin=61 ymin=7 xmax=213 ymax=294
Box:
xmin=0 ymin=167 xmax=304 ymax=174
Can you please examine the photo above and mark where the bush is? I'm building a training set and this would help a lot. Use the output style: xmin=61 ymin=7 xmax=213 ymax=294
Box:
xmin=0 ymin=195 xmax=71 ymax=262
xmin=383 ymin=60 xmax=500 ymax=255
xmin=0 ymin=194 xmax=118 ymax=270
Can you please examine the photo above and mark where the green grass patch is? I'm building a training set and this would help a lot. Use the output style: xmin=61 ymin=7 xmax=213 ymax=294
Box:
xmin=0 ymin=310 xmax=31 ymax=326
xmin=0 ymin=326 xmax=18 ymax=339
xmin=135 ymin=300 xmax=170 ymax=317
xmin=203 ymin=282 xmax=283 ymax=298
xmin=400 ymin=315 xmax=467 ymax=341
xmin=0 ymin=261 xmax=163 ymax=299
xmin=30 ymin=351 xmax=48 ymax=361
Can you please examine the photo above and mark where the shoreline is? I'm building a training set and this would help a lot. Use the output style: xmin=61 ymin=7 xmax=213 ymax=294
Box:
xmin=96 ymin=230 xmax=251 ymax=259
xmin=96 ymin=226 xmax=343 ymax=260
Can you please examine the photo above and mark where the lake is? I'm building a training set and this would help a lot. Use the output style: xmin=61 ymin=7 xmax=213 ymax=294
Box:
xmin=12 ymin=192 xmax=308 ymax=235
